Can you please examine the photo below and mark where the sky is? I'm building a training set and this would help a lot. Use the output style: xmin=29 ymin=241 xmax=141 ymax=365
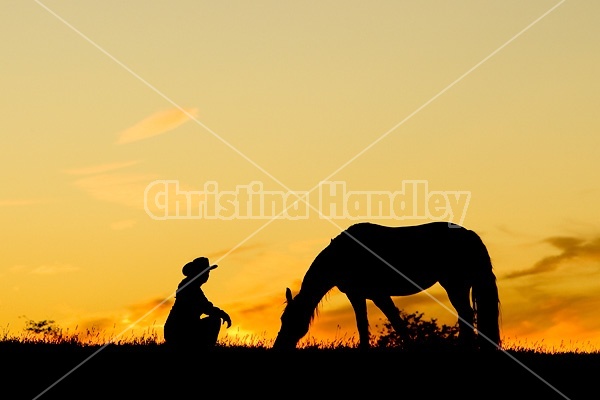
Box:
xmin=1 ymin=0 xmax=599 ymax=351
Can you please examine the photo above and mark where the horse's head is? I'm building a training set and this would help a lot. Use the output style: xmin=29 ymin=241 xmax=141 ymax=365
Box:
xmin=272 ymin=288 xmax=312 ymax=350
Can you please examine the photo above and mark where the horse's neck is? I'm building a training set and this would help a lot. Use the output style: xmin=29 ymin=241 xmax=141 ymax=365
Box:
xmin=297 ymin=274 xmax=335 ymax=312
xmin=296 ymin=248 xmax=338 ymax=313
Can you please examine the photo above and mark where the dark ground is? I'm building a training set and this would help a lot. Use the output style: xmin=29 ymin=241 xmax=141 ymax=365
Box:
xmin=3 ymin=344 xmax=598 ymax=400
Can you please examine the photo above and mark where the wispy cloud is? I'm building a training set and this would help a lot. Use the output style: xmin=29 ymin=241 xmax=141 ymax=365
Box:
xmin=30 ymin=264 xmax=79 ymax=275
xmin=8 ymin=263 xmax=79 ymax=275
xmin=65 ymin=160 xmax=159 ymax=210
xmin=115 ymin=108 xmax=199 ymax=145
xmin=505 ymin=235 xmax=600 ymax=279
xmin=66 ymin=162 xmax=206 ymax=215
xmin=0 ymin=199 xmax=47 ymax=207
xmin=124 ymin=297 xmax=173 ymax=322
xmin=206 ymin=243 xmax=265 ymax=260
xmin=66 ymin=297 xmax=174 ymax=335
xmin=72 ymin=172 xmax=158 ymax=209
xmin=63 ymin=160 xmax=140 ymax=175
xmin=498 ymin=275 xmax=600 ymax=347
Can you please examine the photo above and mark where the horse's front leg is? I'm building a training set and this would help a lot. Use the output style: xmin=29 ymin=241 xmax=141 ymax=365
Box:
xmin=371 ymin=295 xmax=407 ymax=345
xmin=346 ymin=292 xmax=370 ymax=349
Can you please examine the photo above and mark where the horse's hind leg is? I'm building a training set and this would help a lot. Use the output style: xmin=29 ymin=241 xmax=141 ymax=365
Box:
xmin=346 ymin=292 xmax=370 ymax=349
xmin=443 ymin=283 xmax=476 ymax=349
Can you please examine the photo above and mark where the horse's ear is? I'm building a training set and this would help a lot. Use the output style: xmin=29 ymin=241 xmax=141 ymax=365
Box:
xmin=285 ymin=287 xmax=293 ymax=302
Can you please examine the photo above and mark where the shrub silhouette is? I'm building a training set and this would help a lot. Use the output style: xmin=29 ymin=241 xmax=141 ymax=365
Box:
xmin=24 ymin=319 xmax=60 ymax=336
xmin=374 ymin=309 xmax=460 ymax=351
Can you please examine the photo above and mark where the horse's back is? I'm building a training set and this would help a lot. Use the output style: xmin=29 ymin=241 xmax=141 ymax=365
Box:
xmin=327 ymin=222 xmax=482 ymax=295
xmin=337 ymin=221 xmax=471 ymax=253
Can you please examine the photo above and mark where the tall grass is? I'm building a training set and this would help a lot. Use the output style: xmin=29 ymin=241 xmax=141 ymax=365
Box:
xmin=501 ymin=336 xmax=600 ymax=355
xmin=0 ymin=323 xmax=360 ymax=351
xmin=0 ymin=320 xmax=161 ymax=349
xmin=2 ymin=319 xmax=599 ymax=354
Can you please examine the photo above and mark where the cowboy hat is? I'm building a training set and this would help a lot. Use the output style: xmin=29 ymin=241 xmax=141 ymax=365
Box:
xmin=181 ymin=257 xmax=217 ymax=277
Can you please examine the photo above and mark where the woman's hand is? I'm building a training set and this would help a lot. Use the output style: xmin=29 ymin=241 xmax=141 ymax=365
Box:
xmin=220 ymin=310 xmax=232 ymax=328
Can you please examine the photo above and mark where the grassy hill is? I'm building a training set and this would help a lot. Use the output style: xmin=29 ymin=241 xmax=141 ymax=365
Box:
xmin=3 ymin=336 xmax=598 ymax=400
xmin=4 ymin=318 xmax=597 ymax=400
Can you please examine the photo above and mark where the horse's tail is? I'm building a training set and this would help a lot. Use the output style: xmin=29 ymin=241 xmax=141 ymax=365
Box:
xmin=468 ymin=230 xmax=501 ymax=351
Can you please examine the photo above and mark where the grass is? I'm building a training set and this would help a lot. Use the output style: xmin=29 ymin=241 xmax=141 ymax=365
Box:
xmin=1 ymin=322 xmax=162 ymax=348
xmin=4 ymin=322 xmax=600 ymax=400
xmin=3 ymin=324 xmax=599 ymax=355
xmin=0 ymin=323 xmax=359 ymax=352
xmin=501 ymin=336 xmax=600 ymax=355
xmin=3 ymin=317 xmax=600 ymax=355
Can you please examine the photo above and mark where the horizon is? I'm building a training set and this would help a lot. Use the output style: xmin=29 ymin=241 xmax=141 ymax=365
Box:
xmin=2 ymin=1 xmax=600 ymax=355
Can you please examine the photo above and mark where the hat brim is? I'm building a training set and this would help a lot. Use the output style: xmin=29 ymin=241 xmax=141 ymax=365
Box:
xmin=182 ymin=259 xmax=217 ymax=276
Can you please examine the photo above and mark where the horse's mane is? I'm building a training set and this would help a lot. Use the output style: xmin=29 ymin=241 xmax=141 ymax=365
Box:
xmin=310 ymin=289 xmax=333 ymax=323
xmin=282 ymin=285 xmax=333 ymax=324
xmin=305 ymin=225 xmax=377 ymax=322
xmin=283 ymin=238 xmax=340 ymax=325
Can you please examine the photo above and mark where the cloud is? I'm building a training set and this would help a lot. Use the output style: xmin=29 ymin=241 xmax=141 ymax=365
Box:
xmin=67 ymin=163 xmax=211 ymax=216
xmin=124 ymin=297 xmax=173 ymax=322
xmin=65 ymin=160 xmax=159 ymax=210
xmin=30 ymin=264 xmax=79 ymax=275
xmin=67 ymin=297 xmax=174 ymax=338
xmin=0 ymin=199 xmax=46 ymax=207
xmin=505 ymin=235 xmax=600 ymax=279
xmin=72 ymin=172 xmax=158 ymax=209
xmin=498 ymin=281 xmax=600 ymax=347
xmin=237 ymin=297 xmax=282 ymax=317
xmin=206 ymin=243 xmax=265 ymax=260
xmin=63 ymin=160 xmax=141 ymax=175
xmin=8 ymin=263 xmax=78 ymax=275
xmin=115 ymin=107 xmax=199 ymax=145
xmin=8 ymin=265 xmax=27 ymax=274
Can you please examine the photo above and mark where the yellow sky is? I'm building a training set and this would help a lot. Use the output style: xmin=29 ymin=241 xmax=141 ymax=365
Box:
xmin=1 ymin=1 xmax=600 ymax=351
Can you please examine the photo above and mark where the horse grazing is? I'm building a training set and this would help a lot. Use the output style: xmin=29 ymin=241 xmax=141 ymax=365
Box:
xmin=273 ymin=222 xmax=501 ymax=351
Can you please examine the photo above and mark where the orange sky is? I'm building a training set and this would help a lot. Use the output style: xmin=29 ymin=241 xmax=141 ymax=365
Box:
xmin=1 ymin=1 xmax=600 ymax=353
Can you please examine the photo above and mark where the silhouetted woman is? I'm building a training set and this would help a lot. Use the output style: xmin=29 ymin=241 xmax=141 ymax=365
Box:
xmin=164 ymin=257 xmax=232 ymax=351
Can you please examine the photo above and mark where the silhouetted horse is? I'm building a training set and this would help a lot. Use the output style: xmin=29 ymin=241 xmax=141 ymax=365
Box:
xmin=273 ymin=222 xmax=501 ymax=351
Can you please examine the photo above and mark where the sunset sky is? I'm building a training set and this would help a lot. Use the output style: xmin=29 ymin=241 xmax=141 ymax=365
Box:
xmin=2 ymin=1 xmax=599 ymax=351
